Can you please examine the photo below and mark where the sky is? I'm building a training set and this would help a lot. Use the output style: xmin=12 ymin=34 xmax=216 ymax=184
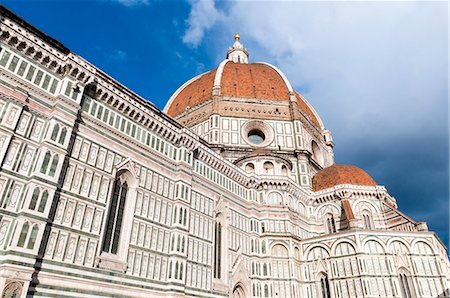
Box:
xmin=3 ymin=0 xmax=449 ymax=246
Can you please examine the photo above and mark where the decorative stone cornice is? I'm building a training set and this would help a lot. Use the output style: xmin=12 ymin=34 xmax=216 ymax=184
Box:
xmin=312 ymin=184 xmax=390 ymax=205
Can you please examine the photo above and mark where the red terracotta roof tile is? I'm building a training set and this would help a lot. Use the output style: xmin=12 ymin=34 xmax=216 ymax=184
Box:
xmin=167 ymin=69 xmax=216 ymax=117
xmin=167 ymin=62 xmax=321 ymax=130
xmin=312 ymin=164 xmax=377 ymax=192
xmin=220 ymin=63 xmax=289 ymax=100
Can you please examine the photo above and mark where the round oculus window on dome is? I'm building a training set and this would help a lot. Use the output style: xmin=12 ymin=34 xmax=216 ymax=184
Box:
xmin=241 ymin=120 xmax=274 ymax=147
xmin=248 ymin=129 xmax=265 ymax=145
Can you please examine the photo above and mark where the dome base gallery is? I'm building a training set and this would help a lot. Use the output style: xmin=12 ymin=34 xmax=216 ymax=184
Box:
xmin=0 ymin=6 xmax=448 ymax=298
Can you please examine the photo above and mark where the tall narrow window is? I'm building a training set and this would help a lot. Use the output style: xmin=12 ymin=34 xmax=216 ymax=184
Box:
xmin=40 ymin=151 xmax=51 ymax=174
xmin=178 ymin=207 xmax=183 ymax=224
xmin=29 ymin=188 xmax=40 ymax=210
xmin=58 ymin=127 xmax=67 ymax=144
xmin=50 ymin=124 xmax=59 ymax=141
xmin=48 ymin=155 xmax=59 ymax=177
xmin=325 ymin=213 xmax=336 ymax=233
xmin=102 ymin=174 xmax=128 ymax=254
xmin=17 ymin=223 xmax=29 ymax=247
xmin=213 ymin=221 xmax=222 ymax=278
xmin=175 ymin=262 xmax=179 ymax=279
xmin=399 ymin=272 xmax=416 ymax=298
xmin=179 ymin=263 xmax=184 ymax=280
xmin=362 ymin=211 xmax=374 ymax=229
xmin=320 ymin=274 xmax=331 ymax=298
xmin=27 ymin=225 xmax=39 ymax=249
xmin=38 ymin=191 xmax=48 ymax=212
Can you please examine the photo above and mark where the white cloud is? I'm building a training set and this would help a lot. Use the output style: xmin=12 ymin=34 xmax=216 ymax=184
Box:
xmin=111 ymin=0 xmax=149 ymax=7
xmin=108 ymin=49 xmax=128 ymax=62
xmin=183 ymin=0 xmax=447 ymax=150
xmin=182 ymin=0 xmax=224 ymax=47
xmin=182 ymin=1 xmax=449 ymax=236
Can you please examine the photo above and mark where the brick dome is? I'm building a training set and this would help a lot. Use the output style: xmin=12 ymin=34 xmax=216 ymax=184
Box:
xmin=312 ymin=164 xmax=377 ymax=192
xmin=165 ymin=61 xmax=321 ymax=127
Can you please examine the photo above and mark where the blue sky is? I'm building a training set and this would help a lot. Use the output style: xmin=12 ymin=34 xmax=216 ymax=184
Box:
xmin=4 ymin=0 xmax=449 ymax=246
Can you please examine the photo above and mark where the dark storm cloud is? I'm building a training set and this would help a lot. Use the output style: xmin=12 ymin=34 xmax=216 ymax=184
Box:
xmin=336 ymin=130 xmax=449 ymax=244
xmin=183 ymin=1 xmax=449 ymax=245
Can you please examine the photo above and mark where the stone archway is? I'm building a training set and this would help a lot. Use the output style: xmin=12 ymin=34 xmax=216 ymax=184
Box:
xmin=232 ymin=284 xmax=246 ymax=298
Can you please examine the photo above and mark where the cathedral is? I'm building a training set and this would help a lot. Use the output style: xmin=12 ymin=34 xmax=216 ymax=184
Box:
xmin=0 ymin=5 xmax=448 ymax=298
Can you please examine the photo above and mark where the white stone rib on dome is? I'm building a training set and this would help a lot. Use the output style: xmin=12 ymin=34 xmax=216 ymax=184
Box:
xmin=296 ymin=91 xmax=325 ymax=129
xmin=163 ymin=71 xmax=210 ymax=113
xmin=213 ymin=59 xmax=231 ymax=94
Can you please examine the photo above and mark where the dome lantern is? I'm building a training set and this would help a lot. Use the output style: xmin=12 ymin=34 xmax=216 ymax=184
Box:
xmin=227 ymin=32 xmax=249 ymax=64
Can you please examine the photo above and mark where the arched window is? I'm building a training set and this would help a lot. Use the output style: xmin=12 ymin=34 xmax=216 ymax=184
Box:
xmin=48 ymin=155 xmax=59 ymax=177
xmin=168 ymin=261 xmax=172 ymax=279
xmin=364 ymin=240 xmax=385 ymax=254
xmin=50 ymin=123 xmax=60 ymax=141
xmin=264 ymin=284 xmax=269 ymax=298
xmin=298 ymin=202 xmax=306 ymax=216
xmin=398 ymin=270 xmax=416 ymax=298
xmin=281 ymin=165 xmax=288 ymax=176
xmin=38 ymin=190 xmax=48 ymax=212
xmin=268 ymin=192 xmax=283 ymax=205
xmin=263 ymin=161 xmax=274 ymax=175
xmin=179 ymin=263 xmax=184 ymax=280
xmin=183 ymin=208 xmax=187 ymax=226
xmin=102 ymin=173 xmax=129 ymax=254
xmin=26 ymin=225 xmax=39 ymax=249
xmin=325 ymin=213 xmax=336 ymax=233
xmin=58 ymin=127 xmax=67 ymax=144
xmin=175 ymin=235 xmax=180 ymax=251
xmin=390 ymin=241 xmax=409 ymax=255
xmin=213 ymin=221 xmax=222 ymax=278
xmin=181 ymin=236 xmax=185 ymax=253
xmin=319 ymin=274 xmax=331 ymax=298
xmin=17 ymin=223 xmax=29 ymax=247
xmin=245 ymin=163 xmax=255 ymax=173
xmin=263 ymin=263 xmax=268 ymax=276
xmin=362 ymin=211 xmax=374 ymax=229
xmin=29 ymin=188 xmax=40 ymax=210
xmin=40 ymin=151 xmax=51 ymax=174
xmin=233 ymin=284 xmax=245 ymax=298
xmin=170 ymin=235 xmax=176 ymax=251
xmin=2 ymin=281 xmax=22 ymax=298
xmin=271 ymin=244 xmax=288 ymax=257
xmin=334 ymin=242 xmax=356 ymax=257
xmin=173 ymin=207 xmax=177 ymax=224
xmin=307 ymin=246 xmax=330 ymax=261
xmin=413 ymin=241 xmax=434 ymax=255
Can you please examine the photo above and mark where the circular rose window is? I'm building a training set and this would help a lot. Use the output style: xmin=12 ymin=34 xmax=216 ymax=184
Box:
xmin=242 ymin=121 xmax=274 ymax=147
